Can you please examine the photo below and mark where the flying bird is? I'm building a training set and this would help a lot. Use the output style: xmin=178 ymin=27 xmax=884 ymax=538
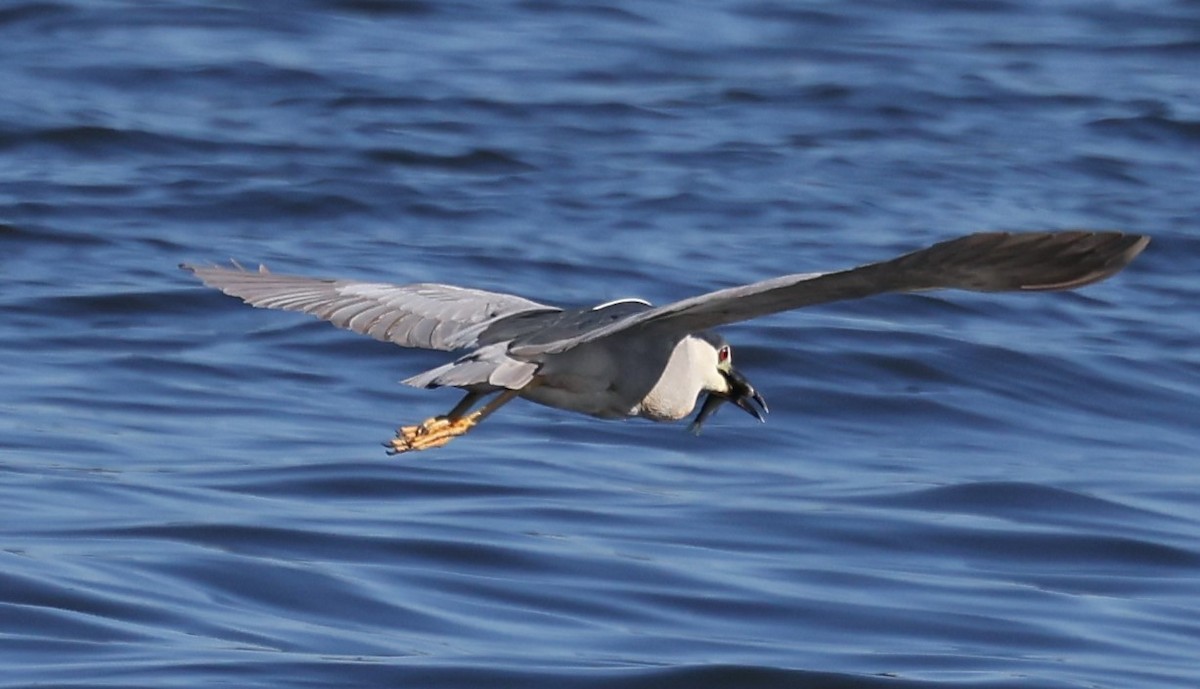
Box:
xmin=182 ymin=231 xmax=1148 ymax=453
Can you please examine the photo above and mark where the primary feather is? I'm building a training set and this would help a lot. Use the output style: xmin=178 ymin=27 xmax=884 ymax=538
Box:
xmin=180 ymin=264 xmax=558 ymax=352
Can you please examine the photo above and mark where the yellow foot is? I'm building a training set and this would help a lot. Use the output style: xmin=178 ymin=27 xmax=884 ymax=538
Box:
xmin=386 ymin=413 xmax=479 ymax=454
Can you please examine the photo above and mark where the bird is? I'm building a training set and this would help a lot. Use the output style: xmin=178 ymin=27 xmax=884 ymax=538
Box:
xmin=182 ymin=231 xmax=1148 ymax=454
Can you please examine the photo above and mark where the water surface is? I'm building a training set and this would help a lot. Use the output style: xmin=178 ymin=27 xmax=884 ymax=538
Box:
xmin=2 ymin=1 xmax=1198 ymax=687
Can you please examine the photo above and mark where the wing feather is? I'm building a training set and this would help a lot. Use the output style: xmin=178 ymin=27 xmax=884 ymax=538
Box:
xmin=510 ymin=231 xmax=1149 ymax=357
xmin=181 ymin=264 xmax=559 ymax=351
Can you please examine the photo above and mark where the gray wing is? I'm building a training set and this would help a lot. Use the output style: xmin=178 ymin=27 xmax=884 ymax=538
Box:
xmin=510 ymin=231 xmax=1150 ymax=357
xmin=182 ymin=263 xmax=559 ymax=351
xmin=477 ymin=300 xmax=653 ymax=348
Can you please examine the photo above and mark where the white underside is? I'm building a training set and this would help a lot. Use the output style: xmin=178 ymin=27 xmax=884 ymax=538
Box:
xmin=520 ymin=335 xmax=723 ymax=422
xmin=404 ymin=331 xmax=727 ymax=423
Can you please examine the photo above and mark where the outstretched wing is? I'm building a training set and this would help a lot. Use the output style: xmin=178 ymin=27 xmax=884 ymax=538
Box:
xmin=182 ymin=263 xmax=559 ymax=351
xmin=510 ymin=231 xmax=1150 ymax=357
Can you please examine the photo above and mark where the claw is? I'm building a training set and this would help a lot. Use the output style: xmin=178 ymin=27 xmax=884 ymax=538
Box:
xmin=386 ymin=414 xmax=480 ymax=454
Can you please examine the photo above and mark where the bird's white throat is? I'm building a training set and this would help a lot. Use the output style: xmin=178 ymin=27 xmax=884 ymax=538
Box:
xmin=635 ymin=335 xmax=725 ymax=422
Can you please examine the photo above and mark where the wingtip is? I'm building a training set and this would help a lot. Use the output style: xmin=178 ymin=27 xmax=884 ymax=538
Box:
xmin=1127 ymin=234 xmax=1151 ymax=259
xmin=1018 ymin=230 xmax=1150 ymax=291
xmin=1069 ymin=230 xmax=1151 ymax=269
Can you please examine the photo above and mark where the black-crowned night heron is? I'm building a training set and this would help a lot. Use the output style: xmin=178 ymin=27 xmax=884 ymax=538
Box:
xmin=183 ymin=231 xmax=1148 ymax=453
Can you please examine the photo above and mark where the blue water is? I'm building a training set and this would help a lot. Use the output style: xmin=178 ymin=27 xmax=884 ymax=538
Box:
xmin=3 ymin=1 xmax=1199 ymax=687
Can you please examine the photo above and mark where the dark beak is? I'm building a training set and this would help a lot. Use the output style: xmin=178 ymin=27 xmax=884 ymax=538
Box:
xmin=689 ymin=368 xmax=769 ymax=435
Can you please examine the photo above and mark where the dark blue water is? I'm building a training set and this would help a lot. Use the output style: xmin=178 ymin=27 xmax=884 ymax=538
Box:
xmin=3 ymin=1 xmax=1198 ymax=687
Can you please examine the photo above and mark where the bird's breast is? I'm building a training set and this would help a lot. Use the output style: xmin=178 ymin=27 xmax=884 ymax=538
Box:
xmin=631 ymin=338 xmax=708 ymax=421
xmin=520 ymin=335 xmax=700 ymax=422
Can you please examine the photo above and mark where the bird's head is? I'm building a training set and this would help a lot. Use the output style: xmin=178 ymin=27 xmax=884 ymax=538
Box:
xmin=689 ymin=332 xmax=768 ymax=434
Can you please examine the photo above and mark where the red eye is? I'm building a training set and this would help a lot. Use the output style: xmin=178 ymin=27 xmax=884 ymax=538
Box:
xmin=718 ymin=346 xmax=730 ymax=363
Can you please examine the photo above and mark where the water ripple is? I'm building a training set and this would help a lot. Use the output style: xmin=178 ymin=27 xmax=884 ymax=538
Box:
xmin=2 ymin=0 xmax=1198 ymax=687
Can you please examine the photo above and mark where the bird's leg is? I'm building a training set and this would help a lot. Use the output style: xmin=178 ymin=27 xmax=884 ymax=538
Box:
xmin=387 ymin=391 xmax=481 ymax=454
xmin=387 ymin=388 xmax=521 ymax=454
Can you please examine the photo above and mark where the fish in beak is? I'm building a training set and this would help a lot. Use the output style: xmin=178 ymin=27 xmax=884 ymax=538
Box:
xmin=689 ymin=368 xmax=769 ymax=435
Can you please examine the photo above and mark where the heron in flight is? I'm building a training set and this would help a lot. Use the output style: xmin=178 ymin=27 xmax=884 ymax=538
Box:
xmin=182 ymin=231 xmax=1147 ymax=453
